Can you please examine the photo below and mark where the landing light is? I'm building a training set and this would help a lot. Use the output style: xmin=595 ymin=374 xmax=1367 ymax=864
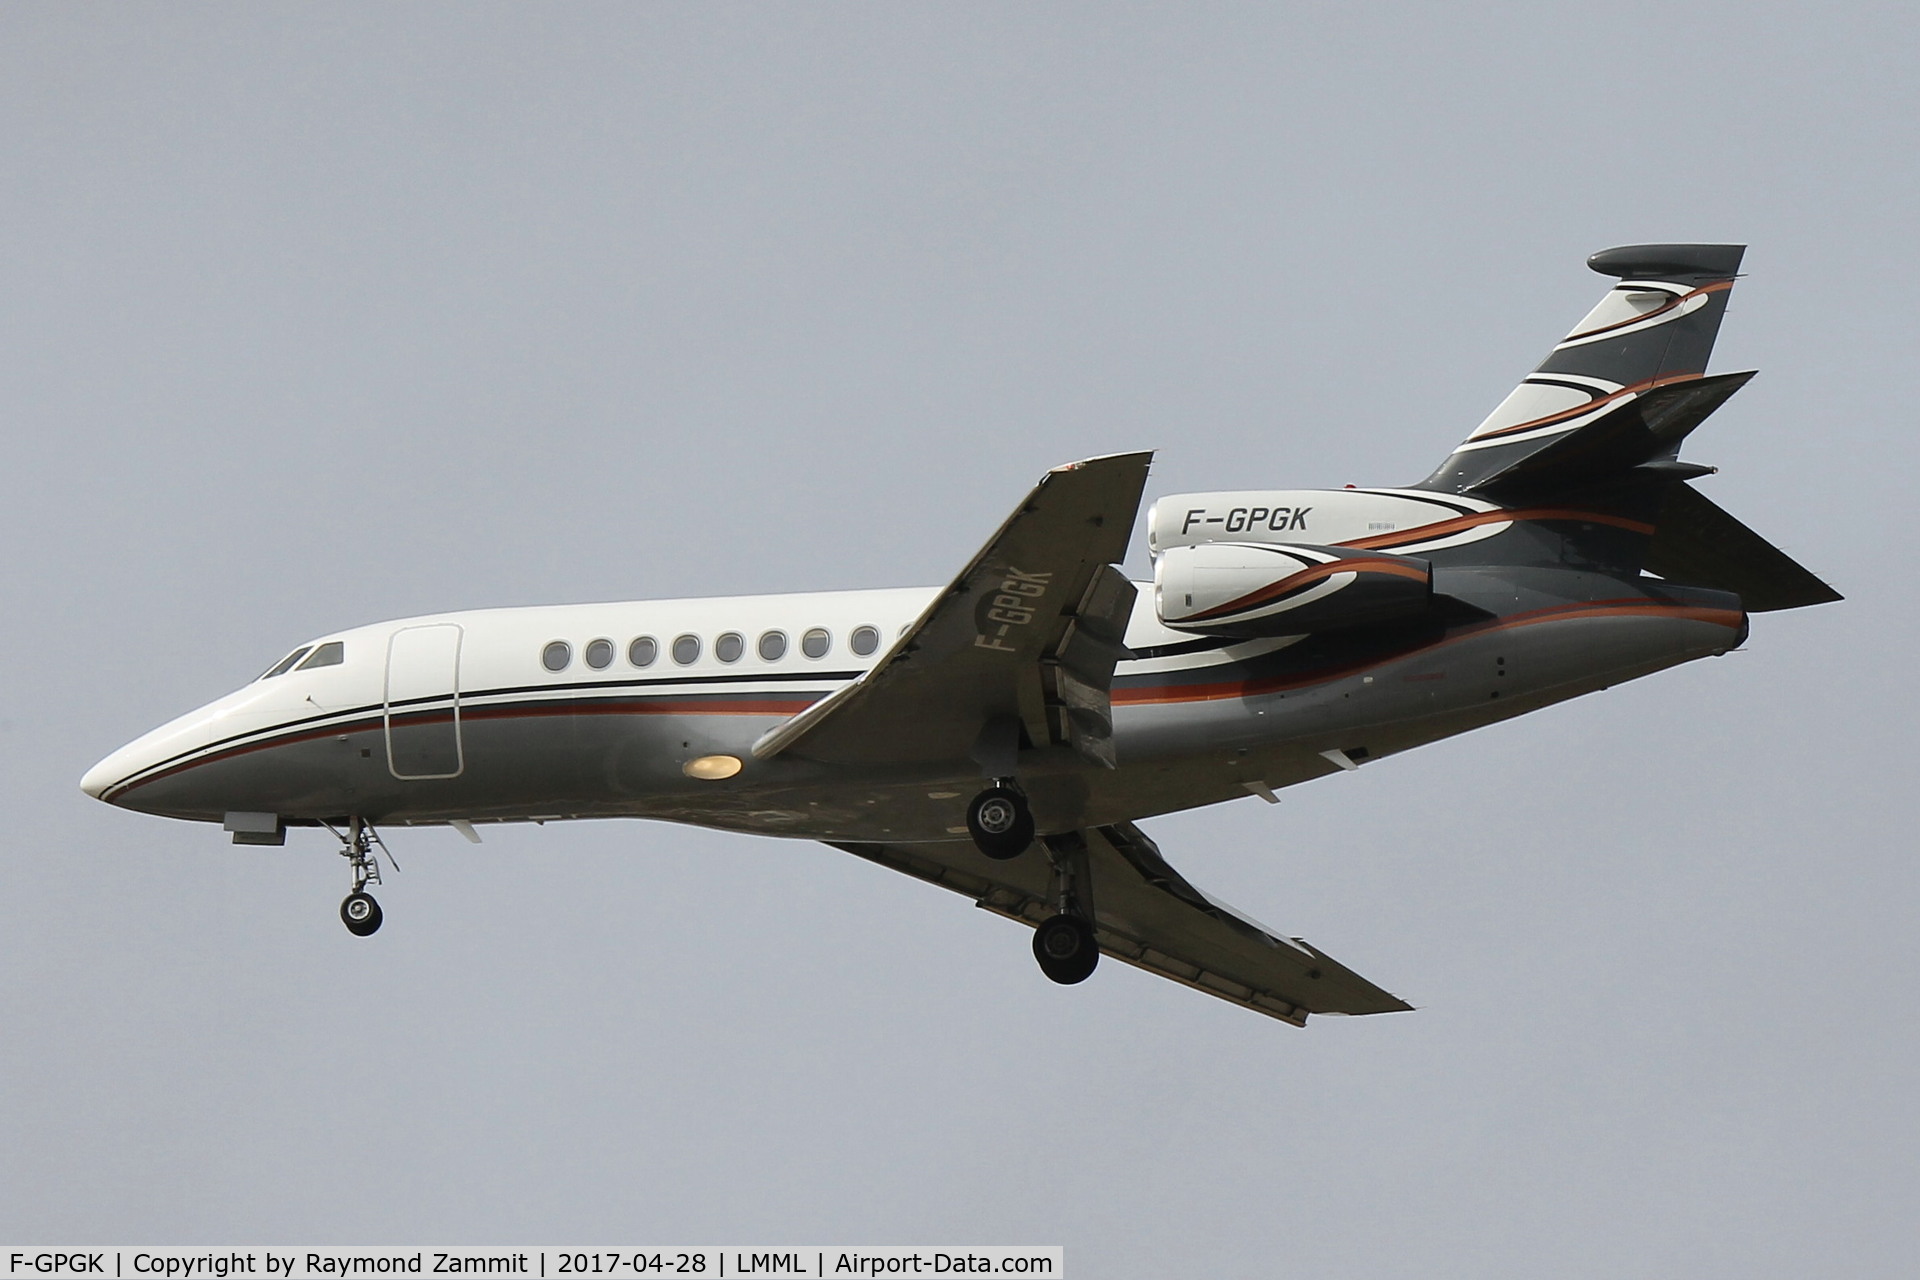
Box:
xmin=683 ymin=754 xmax=743 ymax=780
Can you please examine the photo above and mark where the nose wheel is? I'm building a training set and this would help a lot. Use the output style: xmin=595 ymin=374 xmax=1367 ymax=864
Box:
xmin=326 ymin=816 xmax=393 ymax=938
xmin=966 ymin=783 xmax=1034 ymax=860
xmin=340 ymin=891 xmax=383 ymax=936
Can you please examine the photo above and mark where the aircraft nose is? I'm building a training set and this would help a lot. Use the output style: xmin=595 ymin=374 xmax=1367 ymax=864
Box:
xmin=79 ymin=685 xmax=288 ymax=819
xmin=81 ymin=744 xmax=138 ymax=803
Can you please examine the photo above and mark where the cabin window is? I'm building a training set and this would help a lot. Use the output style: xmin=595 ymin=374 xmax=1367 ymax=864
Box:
xmin=260 ymin=647 xmax=312 ymax=679
xmin=296 ymin=641 xmax=345 ymax=671
xmin=715 ymin=632 xmax=744 ymax=663
xmin=758 ymin=630 xmax=787 ymax=661
xmin=584 ymin=638 xmax=615 ymax=670
xmin=629 ymin=636 xmax=658 ymax=667
xmin=672 ymin=634 xmax=701 ymax=665
xmin=850 ymin=625 xmax=880 ymax=657
xmin=801 ymin=628 xmax=831 ymax=659
xmin=542 ymin=641 xmax=572 ymax=672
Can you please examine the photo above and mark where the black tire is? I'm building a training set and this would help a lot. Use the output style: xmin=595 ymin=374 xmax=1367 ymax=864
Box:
xmin=340 ymin=891 xmax=383 ymax=937
xmin=1032 ymin=914 xmax=1099 ymax=985
xmin=966 ymin=786 xmax=1034 ymax=860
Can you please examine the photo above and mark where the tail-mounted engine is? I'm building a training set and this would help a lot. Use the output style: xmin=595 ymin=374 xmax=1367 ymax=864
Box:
xmin=1145 ymin=488 xmax=1479 ymax=637
xmin=1154 ymin=542 xmax=1432 ymax=637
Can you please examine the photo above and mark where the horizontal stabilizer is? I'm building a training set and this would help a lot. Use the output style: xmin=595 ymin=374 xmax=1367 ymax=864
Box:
xmin=1586 ymin=243 xmax=1747 ymax=282
xmin=1649 ymin=484 xmax=1841 ymax=612
xmin=1470 ymin=370 xmax=1755 ymax=496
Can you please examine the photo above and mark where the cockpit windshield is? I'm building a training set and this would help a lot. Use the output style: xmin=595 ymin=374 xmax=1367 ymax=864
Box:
xmin=297 ymin=641 xmax=345 ymax=670
xmin=259 ymin=647 xmax=312 ymax=680
xmin=260 ymin=641 xmax=347 ymax=679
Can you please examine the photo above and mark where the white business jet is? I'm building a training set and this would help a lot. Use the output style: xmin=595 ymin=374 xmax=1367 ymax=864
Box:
xmin=82 ymin=245 xmax=1836 ymax=1025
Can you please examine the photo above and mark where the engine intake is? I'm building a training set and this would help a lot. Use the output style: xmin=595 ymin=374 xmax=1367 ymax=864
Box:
xmin=1155 ymin=542 xmax=1433 ymax=636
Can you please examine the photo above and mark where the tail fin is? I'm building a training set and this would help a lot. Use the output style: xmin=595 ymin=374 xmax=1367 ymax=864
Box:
xmin=1410 ymin=243 xmax=1839 ymax=612
xmin=1422 ymin=244 xmax=1747 ymax=494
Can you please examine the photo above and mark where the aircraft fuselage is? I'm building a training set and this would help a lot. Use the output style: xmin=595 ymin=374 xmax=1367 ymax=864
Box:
xmin=84 ymin=566 xmax=1742 ymax=845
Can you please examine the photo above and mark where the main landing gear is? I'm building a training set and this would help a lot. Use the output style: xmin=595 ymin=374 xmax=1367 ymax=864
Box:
xmin=1032 ymin=912 xmax=1098 ymax=985
xmin=327 ymin=816 xmax=391 ymax=937
xmin=966 ymin=782 xmax=1034 ymax=860
xmin=962 ymin=782 xmax=1099 ymax=983
xmin=1031 ymin=830 xmax=1101 ymax=985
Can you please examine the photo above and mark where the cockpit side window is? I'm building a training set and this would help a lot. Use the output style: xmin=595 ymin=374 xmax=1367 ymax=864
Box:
xmin=260 ymin=647 xmax=312 ymax=679
xmin=296 ymin=641 xmax=345 ymax=670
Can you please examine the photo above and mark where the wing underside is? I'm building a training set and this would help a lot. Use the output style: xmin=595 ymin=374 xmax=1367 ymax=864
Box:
xmin=832 ymin=823 xmax=1410 ymax=1026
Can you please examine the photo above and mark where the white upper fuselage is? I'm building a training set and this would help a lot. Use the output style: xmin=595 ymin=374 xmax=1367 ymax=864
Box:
xmin=83 ymin=586 xmax=942 ymax=810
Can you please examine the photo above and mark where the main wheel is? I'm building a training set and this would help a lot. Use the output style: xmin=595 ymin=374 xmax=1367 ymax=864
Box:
xmin=340 ymin=891 xmax=383 ymax=937
xmin=1032 ymin=913 xmax=1099 ymax=985
xmin=966 ymin=786 xmax=1034 ymax=860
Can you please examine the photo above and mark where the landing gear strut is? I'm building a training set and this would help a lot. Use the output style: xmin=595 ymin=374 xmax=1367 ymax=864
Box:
xmin=327 ymin=816 xmax=391 ymax=937
xmin=966 ymin=782 xmax=1034 ymax=860
xmin=1032 ymin=832 xmax=1099 ymax=984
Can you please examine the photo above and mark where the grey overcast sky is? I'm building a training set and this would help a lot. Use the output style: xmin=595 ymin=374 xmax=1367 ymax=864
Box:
xmin=3 ymin=4 xmax=1914 ymax=1276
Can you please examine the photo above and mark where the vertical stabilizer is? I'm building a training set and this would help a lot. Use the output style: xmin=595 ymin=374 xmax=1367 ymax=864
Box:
xmin=1422 ymin=244 xmax=1746 ymax=493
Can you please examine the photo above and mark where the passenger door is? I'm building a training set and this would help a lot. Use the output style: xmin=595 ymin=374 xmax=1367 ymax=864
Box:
xmin=384 ymin=623 xmax=463 ymax=780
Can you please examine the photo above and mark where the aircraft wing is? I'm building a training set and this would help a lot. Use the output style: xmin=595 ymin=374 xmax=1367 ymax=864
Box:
xmin=830 ymin=822 xmax=1411 ymax=1026
xmin=754 ymin=452 xmax=1152 ymax=770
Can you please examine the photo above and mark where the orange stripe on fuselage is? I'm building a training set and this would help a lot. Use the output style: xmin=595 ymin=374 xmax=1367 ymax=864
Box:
xmin=1111 ymin=599 xmax=1742 ymax=707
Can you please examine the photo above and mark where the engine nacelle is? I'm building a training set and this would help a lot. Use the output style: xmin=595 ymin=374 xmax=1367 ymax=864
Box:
xmin=1147 ymin=488 xmax=1505 ymax=557
xmin=1154 ymin=541 xmax=1433 ymax=636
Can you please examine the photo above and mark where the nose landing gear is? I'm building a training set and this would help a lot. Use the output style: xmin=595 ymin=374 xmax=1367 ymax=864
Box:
xmin=326 ymin=816 xmax=393 ymax=937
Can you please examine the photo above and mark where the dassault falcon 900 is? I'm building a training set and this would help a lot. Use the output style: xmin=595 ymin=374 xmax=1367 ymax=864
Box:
xmin=83 ymin=244 xmax=1838 ymax=1026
